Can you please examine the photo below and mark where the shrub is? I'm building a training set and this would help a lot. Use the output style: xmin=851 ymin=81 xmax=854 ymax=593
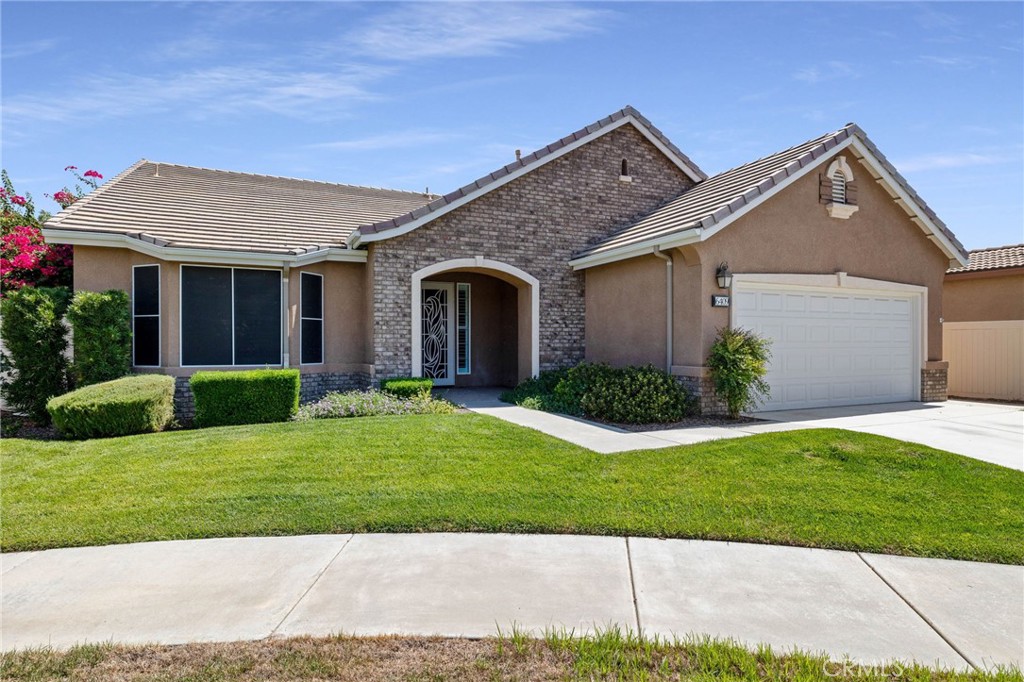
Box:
xmin=379 ymin=377 xmax=433 ymax=399
xmin=0 ymin=286 xmax=71 ymax=423
xmin=67 ymin=289 xmax=132 ymax=387
xmin=502 ymin=362 xmax=695 ymax=424
xmin=295 ymin=389 xmax=457 ymax=420
xmin=190 ymin=369 xmax=300 ymax=427
xmin=707 ymin=327 xmax=773 ymax=418
xmin=46 ymin=374 xmax=174 ymax=439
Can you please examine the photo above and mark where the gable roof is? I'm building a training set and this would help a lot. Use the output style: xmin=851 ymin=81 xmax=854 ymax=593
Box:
xmin=346 ymin=105 xmax=707 ymax=247
xmin=947 ymin=244 xmax=1024 ymax=274
xmin=44 ymin=160 xmax=435 ymax=264
xmin=570 ymin=124 xmax=969 ymax=269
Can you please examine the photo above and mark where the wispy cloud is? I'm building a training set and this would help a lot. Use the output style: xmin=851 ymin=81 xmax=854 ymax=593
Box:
xmin=348 ymin=2 xmax=610 ymax=61
xmin=2 ymin=38 xmax=59 ymax=60
xmin=793 ymin=61 xmax=859 ymax=84
xmin=308 ymin=130 xmax=465 ymax=151
xmin=3 ymin=64 xmax=388 ymax=128
xmin=895 ymin=151 xmax=1017 ymax=173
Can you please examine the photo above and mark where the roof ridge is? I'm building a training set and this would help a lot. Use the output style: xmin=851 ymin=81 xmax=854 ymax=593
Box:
xmin=967 ymin=243 xmax=1024 ymax=253
xmin=45 ymin=158 xmax=149 ymax=227
xmin=141 ymin=160 xmax=439 ymax=198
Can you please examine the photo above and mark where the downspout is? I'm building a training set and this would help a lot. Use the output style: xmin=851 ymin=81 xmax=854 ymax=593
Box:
xmin=652 ymin=247 xmax=673 ymax=373
xmin=282 ymin=265 xmax=291 ymax=367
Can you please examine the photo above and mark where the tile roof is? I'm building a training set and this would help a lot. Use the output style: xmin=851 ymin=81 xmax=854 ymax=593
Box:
xmin=45 ymin=160 xmax=435 ymax=255
xmin=351 ymin=105 xmax=707 ymax=240
xmin=575 ymin=123 xmax=968 ymax=263
xmin=947 ymin=244 xmax=1024 ymax=273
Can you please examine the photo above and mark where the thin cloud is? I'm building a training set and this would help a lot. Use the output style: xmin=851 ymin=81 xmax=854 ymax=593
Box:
xmin=2 ymin=38 xmax=59 ymax=60
xmin=895 ymin=152 xmax=1015 ymax=173
xmin=793 ymin=61 xmax=859 ymax=84
xmin=309 ymin=130 xmax=465 ymax=152
xmin=348 ymin=2 xmax=610 ymax=61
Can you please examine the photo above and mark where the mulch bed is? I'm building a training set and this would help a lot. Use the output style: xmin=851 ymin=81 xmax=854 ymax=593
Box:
xmin=0 ymin=410 xmax=59 ymax=440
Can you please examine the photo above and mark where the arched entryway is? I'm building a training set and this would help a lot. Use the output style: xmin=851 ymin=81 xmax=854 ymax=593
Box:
xmin=411 ymin=258 xmax=539 ymax=387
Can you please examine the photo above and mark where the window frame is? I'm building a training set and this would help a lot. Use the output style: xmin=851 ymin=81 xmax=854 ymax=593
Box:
xmin=178 ymin=264 xmax=283 ymax=368
xmin=456 ymin=282 xmax=471 ymax=375
xmin=299 ymin=271 xmax=325 ymax=366
xmin=131 ymin=264 xmax=161 ymax=368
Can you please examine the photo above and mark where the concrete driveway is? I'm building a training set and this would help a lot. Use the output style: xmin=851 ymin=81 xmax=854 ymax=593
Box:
xmin=450 ymin=389 xmax=1023 ymax=470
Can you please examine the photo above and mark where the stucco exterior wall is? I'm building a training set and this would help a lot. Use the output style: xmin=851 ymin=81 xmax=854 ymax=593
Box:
xmin=943 ymin=271 xmax=1024 ymax=322
xmin=288 ymin=261 xmax=372 ymax=372
xmin=691 ymin=152 xmax=950 ymax=363
xmin=370 ymin=124 xmax=695 ymax=379
xmin=584 ymin=254 xmax=667 ymax=367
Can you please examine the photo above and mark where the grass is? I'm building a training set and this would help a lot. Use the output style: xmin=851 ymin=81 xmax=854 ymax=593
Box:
xmin=2 ymin=414 xmax=1022 ymax=563
xmin=2 ymin=630 xmax=1020 ymax=681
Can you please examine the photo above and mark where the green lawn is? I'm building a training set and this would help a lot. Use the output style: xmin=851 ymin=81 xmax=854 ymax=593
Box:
xmin=2 ymin=413 xmax=1022 ymax=563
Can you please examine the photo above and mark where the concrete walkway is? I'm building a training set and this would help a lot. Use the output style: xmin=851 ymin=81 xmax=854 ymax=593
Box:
xmin=2 ymin=534 xmax=1021 ymax=671
xmin=443 ymin=389 xmax=1024 ymax=470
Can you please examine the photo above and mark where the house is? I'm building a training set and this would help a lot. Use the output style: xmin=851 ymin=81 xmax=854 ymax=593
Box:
xmin=943 ymin=244 xmax=1024 ymax=401
xmin=42 ymin=106 xmax=969 ymax=416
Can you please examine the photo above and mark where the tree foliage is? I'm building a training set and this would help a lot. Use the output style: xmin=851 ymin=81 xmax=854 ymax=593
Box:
xmin=707 ymin=327 xmax=773 ymax=418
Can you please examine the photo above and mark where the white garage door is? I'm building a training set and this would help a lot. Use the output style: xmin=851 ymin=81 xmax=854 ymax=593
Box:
xmin=733 ymin=284 xmax=918 ymax=411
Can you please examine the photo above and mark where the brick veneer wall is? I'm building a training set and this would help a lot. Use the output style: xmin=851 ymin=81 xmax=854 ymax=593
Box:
xmin=173 ymin=371 xmax=372 ymax=422
xmin=921 ymin=366 xmax=949 ymax=402
xmin=676 ymin=375 xmax=729 ymax=416
xmin=370 ymin=125 xmax=695 ymax=379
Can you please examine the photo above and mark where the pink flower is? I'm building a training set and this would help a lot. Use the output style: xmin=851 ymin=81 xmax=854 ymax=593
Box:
xmin=64 ymin=165 xmax=78 ymax=171
xmin=0 ymin=188 xmax=6 ymax=197
xmin=10 ymin=195 xmax=26 ymax=206
xmin=12 ymin=252 xmax=37 ymax=269
xmin=84 ymin=170 xmax=103 ymax=179
xmin=40 ymin=266 xmax=58 ymax=277
xmin=53 ymin=190 xmax=75 ymax=206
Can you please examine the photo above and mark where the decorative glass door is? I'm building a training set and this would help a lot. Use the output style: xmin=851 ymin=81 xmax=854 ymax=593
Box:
xmin=421 ymin=283 xmax=456 ymax=385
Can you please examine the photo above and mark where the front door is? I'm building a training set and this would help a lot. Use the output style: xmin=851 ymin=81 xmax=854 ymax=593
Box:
xmin=421 ymin=282 xmax=456 ymax=386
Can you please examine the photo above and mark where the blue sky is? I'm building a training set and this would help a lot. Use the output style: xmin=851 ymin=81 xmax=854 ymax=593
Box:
xmin=2 ymin=1 xmax=1021 ymax=249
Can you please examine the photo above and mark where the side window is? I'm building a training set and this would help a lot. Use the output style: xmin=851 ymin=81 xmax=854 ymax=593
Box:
xmin=457 ymin=283 xmax=470 ymax=374
xmin=300 ymin=272 xmax=324 ymax=365
xmin=132 ymin=264 xmax=160 ymax=367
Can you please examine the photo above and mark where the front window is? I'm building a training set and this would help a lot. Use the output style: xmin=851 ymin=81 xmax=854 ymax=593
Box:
xmin=132 ymin=264 xmax=160 ymax=367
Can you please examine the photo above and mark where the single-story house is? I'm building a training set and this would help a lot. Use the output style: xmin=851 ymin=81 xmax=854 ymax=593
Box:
xmin=43 ymin=106 xmax=968 ymax=416
xmin=943 ymin=244 xmax=1024 ymax=401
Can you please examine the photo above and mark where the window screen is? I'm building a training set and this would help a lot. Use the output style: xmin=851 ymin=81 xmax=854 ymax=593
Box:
xmin=233 ymin=269 xmax=281 ymax=365
xmin=133 ymin=265 xmax=160 ymax=366
xmin=300 ymin=272 xmax=324 ymax=364
xmin=181 ymin=266 xmax=233 ymax=366
xmin=457 ymin=283 xmax=470 ymax=374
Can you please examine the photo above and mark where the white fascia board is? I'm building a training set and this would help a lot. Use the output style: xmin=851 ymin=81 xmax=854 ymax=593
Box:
xmin=699 ymin=136 xmax=856 ymax=242
xmin=569 ymin=229 xmax=701 ymax=270
xmin=847 ymin=138 xmax=968 ymax=266
xmin=42 ymin=229 xmax=366 ymax=267
xmin=350 ymin=116 xmax=704 ymax=248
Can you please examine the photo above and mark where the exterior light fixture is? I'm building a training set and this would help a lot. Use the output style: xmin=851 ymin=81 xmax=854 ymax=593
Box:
xmin=715 ymin=262 xmax=733 ymax=289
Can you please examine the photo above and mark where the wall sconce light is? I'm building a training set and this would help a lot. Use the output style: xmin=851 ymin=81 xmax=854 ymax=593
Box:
xmin=715 ymin=262 xmax=733 ymax=289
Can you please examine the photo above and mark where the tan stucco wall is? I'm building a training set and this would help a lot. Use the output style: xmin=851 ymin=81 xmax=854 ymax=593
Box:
xmin=692 ymin=152 xmax=950 ymax=362
xmin=943 ymin=271 xmax=1024 ymax=322
xmin=426 ymin=272 xmax=519 ymax=387
xmin=71 ymin=246 xmax=372 ymax=374
xmin=585 ymin=255 xmax=667 ymax=367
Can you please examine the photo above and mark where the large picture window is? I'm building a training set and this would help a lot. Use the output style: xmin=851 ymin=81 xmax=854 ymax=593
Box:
xmin=132 ymin=264 xmax=160 ymax=367
xmin=300 ymin=272 xmax=324 ymax=364
xmin=180 ymin=265 xmax=281 ymax=366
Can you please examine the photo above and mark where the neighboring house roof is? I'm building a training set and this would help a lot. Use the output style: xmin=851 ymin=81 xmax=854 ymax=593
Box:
xmin=570 ymin=123 xmax=969 ymax=269
xmin=44 ymin=160 xmax=435 ymax=263
xmin=947 ymin=244 xmax=1024 ymax=274
xmin=346 ymin=105 xmax=707 ymax=247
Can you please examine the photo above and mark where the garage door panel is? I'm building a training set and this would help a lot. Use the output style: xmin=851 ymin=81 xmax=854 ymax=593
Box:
xmin=734 ymin=284 xmax=917 ymax=410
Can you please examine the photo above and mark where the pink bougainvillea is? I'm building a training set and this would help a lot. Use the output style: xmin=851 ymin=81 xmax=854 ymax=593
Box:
xmin=83 ymin=170 xmax=103 ymax=179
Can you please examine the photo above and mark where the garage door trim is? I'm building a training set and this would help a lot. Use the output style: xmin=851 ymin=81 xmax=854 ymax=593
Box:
xmin=730 ymin=272 xmax=927 ymax=407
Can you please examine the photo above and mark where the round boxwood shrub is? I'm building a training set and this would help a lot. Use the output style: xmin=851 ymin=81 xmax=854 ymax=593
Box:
xmin=47 ymin=374 xmax=175 ymax=439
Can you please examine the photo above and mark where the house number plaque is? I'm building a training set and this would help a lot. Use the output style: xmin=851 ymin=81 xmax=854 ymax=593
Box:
xmin=711 ymin=295 xmax=731 ymax=307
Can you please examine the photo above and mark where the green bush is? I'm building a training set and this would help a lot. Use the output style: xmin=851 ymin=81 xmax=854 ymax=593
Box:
xmin=707 ymin=327 xmax=773 ymax=418
xmin=0 ymin=286 xmax=71 ymax=423
xmin=296 ymin=389 xmax=457 ymax=420
xmin=67 ymin=289 xmax=132 ymax=387
xmin=46 ymin=374 xmax=174 ymax=439
xmin=190 ymin=369 xmax=300 ymax=427
xmin=379 ymin=377 xmax=433 ymax=399
xmin=502 ymin=362 xmax=695 ymax=424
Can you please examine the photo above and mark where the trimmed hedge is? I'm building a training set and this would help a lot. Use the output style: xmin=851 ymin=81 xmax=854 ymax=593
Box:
xmin=380 ymin=377 xmax=433 ymax=399
xmin=47 ymin=374 xmax=175 ymax=439
xmin=190 ymin=369 xmax=300 ymax=428
xmin=0 ymin=286 xmax=71 ymax=424
xmin=67 ymin=289 xmax=132 ymax=387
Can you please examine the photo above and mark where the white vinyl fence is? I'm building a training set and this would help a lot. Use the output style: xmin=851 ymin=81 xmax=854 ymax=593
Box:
xmin=943 ymin=320 xmax=1024 ymax=401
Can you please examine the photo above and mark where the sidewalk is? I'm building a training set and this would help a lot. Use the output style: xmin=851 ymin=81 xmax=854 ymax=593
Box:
xmin=444 ymin=388 xmax=1024 ymax=470
xmin=2 ymin=534 xmax=1021 ymax=671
